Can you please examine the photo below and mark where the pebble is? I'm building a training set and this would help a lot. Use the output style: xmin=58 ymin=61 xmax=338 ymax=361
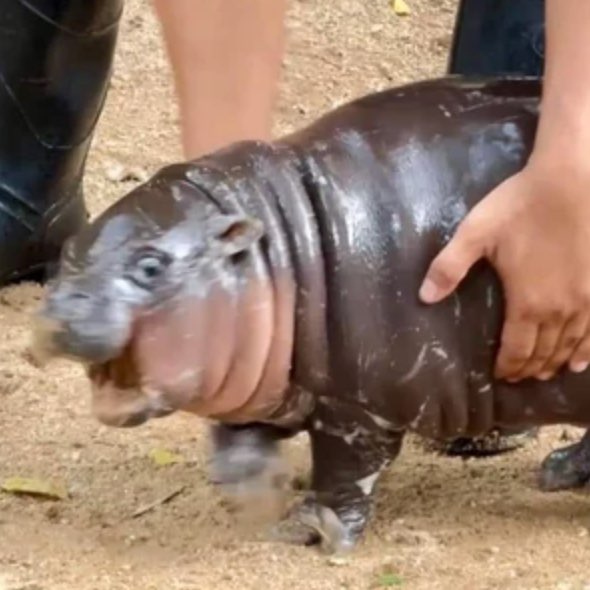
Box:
xmin=560 ymin=429 xmax=575 ymax=442
xmin=389 ymin=528 xmax=436 ymax=547
xmin=105 ymin=162 xmax=148 ymax=183
xmin=124 ymin=535 xmax=137 ymax=547
xmin=105 ymin=162 xmax=126 ymax=182
xmin=45 ymin=505 xmax=60 ymax=521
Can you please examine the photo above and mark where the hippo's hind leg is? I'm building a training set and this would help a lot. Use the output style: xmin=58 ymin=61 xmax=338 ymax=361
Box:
xmin=275 ymin=403 xmax=404 ymax=554
xmin=539 ymin=428 xmax=590 ymax=491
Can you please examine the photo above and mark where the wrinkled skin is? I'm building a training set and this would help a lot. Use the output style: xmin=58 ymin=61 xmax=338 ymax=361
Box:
xmin=32 ymin=77 xmax=590 ymax=554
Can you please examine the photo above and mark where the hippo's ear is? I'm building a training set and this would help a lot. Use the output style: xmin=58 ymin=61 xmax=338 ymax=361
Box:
xmin=208 ymin=213 xmax=265 ymax=257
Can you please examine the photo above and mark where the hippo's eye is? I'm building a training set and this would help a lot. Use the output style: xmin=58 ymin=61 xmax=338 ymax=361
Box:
xmin=127 ymin=250 xmax=171 ymax=289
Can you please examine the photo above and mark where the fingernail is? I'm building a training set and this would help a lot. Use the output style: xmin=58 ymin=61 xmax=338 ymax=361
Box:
xmin=538 ymin=372 xmax=553 ymax=381
xmin=419 ymin=279 xmax=441 ymax=304
xmin=570 ymin=361 xmax=589 ymax=373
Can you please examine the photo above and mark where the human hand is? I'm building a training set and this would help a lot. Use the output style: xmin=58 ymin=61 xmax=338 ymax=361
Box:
xmin=418 ymin=159 xmax=590 ymax=382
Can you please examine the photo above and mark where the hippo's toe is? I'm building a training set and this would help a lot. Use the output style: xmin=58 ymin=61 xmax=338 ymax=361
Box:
xmin=269 ymin=498 xmax=357 ymax=554
xmin=268 ymin=512 xmax=321 ymax=548
xmin=539 ymin=437 xmax=590 ymax=491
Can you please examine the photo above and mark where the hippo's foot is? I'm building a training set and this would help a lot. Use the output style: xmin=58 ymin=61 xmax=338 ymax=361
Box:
xmin=425 ymin=427 xmax=539 ymax=458
xmin=271 ymin=404 xmax=405 ymax=553
xmin=539 ymin=429 xmax=590 ymax=491
xmin=270 ymin=495 xmax=363 ymax=553
xmin=208 ymin=422 xmax=298 ymax=498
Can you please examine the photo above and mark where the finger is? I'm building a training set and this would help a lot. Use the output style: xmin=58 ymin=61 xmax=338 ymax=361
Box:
xmin=569 ymin=331 xmax=590 ymax=374
xmin=515 ymin=319 xmax=568 ymax=381
xmin=540 ymin=313 xmax=590 ymax=377
xmin=419 ymin=219 xmax=485 ymax=304
xmin=494 ymin=317 xmax=539 ymax=381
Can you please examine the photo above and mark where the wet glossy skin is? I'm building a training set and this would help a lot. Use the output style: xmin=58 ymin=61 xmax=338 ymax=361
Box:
xmin=277 ymin=77 xmax=590 ymax=436
xmin=34 ymin=76 xmax=590 ymax=553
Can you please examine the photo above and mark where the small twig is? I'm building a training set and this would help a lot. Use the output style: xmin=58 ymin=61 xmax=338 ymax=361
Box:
xmin=131 ymin=485 xmax=185 ymax=519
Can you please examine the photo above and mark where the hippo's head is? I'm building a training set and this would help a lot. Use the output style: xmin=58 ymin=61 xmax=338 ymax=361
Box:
xmin=31 ymin=164 xmax=276 ymax=427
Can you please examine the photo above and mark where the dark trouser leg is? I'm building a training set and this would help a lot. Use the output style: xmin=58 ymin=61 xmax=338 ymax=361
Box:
xmin=448 ymin=0 xmax=545 ymax=77
xmin=0 ymin=0 xmax=122 ymax=285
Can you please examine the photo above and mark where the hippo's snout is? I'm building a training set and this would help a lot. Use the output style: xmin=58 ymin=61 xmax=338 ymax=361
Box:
xmin=32 ymin=280 xmax=133 ymax=365
xmin=33 ymin=317 xmax=121 ymax=365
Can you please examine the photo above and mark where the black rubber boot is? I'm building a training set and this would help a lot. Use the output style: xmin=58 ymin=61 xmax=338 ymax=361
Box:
xmin=448 ymin=0 xmax=545 ymax=77
xmin=0 ymin=0 xmax=123 ymax=285
xmin=432 ymin=0 xmax=546 ymax=459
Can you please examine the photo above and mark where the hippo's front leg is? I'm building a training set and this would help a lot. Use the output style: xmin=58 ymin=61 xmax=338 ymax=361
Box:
xmin=208 ymin=422 xmax=299 ymax=494
xmin=278 ymin=402 xmax=405 ymax=553
xmin=539 ymin=428 xmax=590 ymax=491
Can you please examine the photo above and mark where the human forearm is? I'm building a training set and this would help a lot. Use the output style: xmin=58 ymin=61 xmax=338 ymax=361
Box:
xmin=153 ymin=0 xmax=288 ymax=159
xmin=531 ymin=0 xmax=590 ymax=166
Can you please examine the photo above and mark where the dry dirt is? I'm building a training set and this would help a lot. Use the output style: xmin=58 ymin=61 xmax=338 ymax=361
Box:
xmin=1 ymin=1 xmax=590 ymax=589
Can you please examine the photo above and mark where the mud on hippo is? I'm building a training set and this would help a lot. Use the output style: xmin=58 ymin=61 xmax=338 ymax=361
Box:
xmin=31 ymin=76 xmax=590 ymax=553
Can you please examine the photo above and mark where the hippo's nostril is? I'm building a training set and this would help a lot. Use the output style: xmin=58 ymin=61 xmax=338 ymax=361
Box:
xmin=62 ymin=291 xmax=93 ymax=309
xmin=69 ymin=292 xmax=91 ymax=301
xmin=44 ymin=287 xmax=93 ymax=319
xmin=35 ymin=286 xmax=131 ymax=364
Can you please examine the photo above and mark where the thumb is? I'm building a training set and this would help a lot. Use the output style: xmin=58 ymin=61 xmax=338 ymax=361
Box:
xmin=419 ymin=220 xmax=485 ymax=304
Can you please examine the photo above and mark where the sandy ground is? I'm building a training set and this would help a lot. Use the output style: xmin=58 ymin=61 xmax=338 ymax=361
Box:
xmin=2 ymin=1 xmax=590 ymax=589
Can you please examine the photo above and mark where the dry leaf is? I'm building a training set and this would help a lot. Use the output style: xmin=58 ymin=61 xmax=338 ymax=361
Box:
xmin=1 ymin=477 xmax=68 ymax=500
xmin=148 ymin=448 xmax=185 ymax=467
xmin=391 ymin=0 xmax=410 ymax=16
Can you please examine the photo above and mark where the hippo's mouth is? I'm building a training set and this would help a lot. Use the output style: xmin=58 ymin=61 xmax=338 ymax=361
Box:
xmin=84 ymin=296 xmax=209 ymax=427
xmin=87 ymin=346 xmax=175 ymax=428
